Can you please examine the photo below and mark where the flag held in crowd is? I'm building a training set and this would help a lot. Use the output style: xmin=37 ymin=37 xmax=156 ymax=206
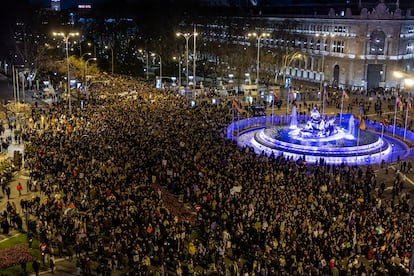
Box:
xmin=323 ymin=89 xmax=328 ymax=101
xmin=381 ymin=119 xmax=389 ymax=128
xmin=64 ymin=203 xmax=77 ymax=215
xmin=342 ymin=89 xmax=349 ymax=100
xmin=273 ymin=91 xmax=279 ymax=100
xmin=359 ymin=116 xmax=367 ymax=130
xmin=396 ymin=96 xmax=403 ymax=111
xmin=233 ymin=98 xmax=241 ymax=113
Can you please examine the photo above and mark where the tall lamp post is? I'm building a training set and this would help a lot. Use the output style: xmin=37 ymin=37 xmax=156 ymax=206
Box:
xmin=247 ymin=32 xmax=270 ymax=85
xmin=151 ymin=53 xmax=162 ymax=89
xmin=84 ymin=57 xmax=97 ymax=87
xmin=404 ymin=79 xmax=413 ymax=140
xmin=193 ymin=25 xmax=198 ymax=90
xmin=138 ymin=49 xmax=149 ymax=79
xmin=394 ymin=71 xmax=414 ymax=140
xmin=315 ymin=33 xmax=335 ymax=91
xmin=394 ymin=71 xmax=405 ymax=137
xmin=173 ymin=56 xmax=182 ymax=87
xmin=81 ymin=52 xmax=92 ymax=84
xmin=176 ymin=31 xmax=197 ymax=87
xmin=53 ymin=31 xmax=79 ymax=114
xmin=84 ymin=57 xmax=97 ymax=98
xmin=105 ymin=45 xmax=114 ymax=74
xmin=81 ymin=52 xmax=92 ymax=60
xmin=87 ymin=42 xmax=96 ymax=57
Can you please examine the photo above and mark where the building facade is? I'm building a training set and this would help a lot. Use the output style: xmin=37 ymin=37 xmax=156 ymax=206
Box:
xmin=195 ymin=1 xmax=414 ymax=91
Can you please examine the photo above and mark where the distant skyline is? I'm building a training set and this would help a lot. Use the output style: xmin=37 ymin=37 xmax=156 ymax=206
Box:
xmin=30 ymin=0 xmax=99 ymax=9
xmin=28 ymin=0 xmax=414 ymax=10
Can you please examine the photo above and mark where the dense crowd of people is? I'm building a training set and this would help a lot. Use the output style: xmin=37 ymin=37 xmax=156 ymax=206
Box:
xmin=1 ymin=76 xmax=414 ymax=275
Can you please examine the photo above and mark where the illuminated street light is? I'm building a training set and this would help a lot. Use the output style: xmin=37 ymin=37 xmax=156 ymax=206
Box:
xmin=151 ymin=53 xmax=162 ymax=89
xmin=247 ymin=32 xmax=270 ymax=85
xmin=81 ymin=52 xmax=92 ymax=60
xmin=281 ymin=51 xmax=305 ymax=115
xmin=393 ymin=70 xmax=413 ymax=137
xmin=393 ymin=70 xmax=414 ymax=138
xmin=173 ymin=56 xmax=182 ymax=87
xmin=86 ymin=42 xmax=96 ymax=57
xmin=53 ymin=31 xmax=79 ymax=114
xmin=394 ymin=71 xmax=404 ymax=79
xmin=105 ymin=45 xmax=114 ymax=74
xmin=138 ymin=49 xmax=149 ymax=79
xmin=84 ymin=57 xmax=97 ymax=97
xmin=84 ymin=57 xmax=97 ymax=86
xmin=176 ymin=31 xmax=197 ymax=87
xmin=404 ymin=78 xmax=414 ymax=140
xmin=315 ymin=33 xmax=335 ymax=94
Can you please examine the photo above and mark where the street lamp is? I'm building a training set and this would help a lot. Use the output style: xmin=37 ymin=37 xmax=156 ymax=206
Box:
xmin=53 ymin=31 xmax=79 ymax=114
xmin=105 ymin=45 xmax=114 ymax=74
xmin=247 ymin=32 xmax=270 ymax=85
xmin=87 ymin=42 xmax=96 ymax=57
xmin=173 ymin=56 xmax=182 ymax=87
xmin=81 ymin=52 xmax=92 ymax=60
xmin=316 ymin=33 xmax=335 ymax=93
xmin=404 ymin=78 xmax=413 ymax=140
xmin=138 ymin=49 xmax=149 ymax=79
xmin=84 ymin=57 xmax=97 ymax=84
xmin=393 ymin=71 xmax=404 ymax=137
xmin=81 ymin=52 xmax=92 ymax=78
xmin=176 ymin=31 xmax=197 ymax=87
xmin=281 ymin=52 xmax=304 ymax=85
xmin=79 ymin=42 xmax=95 ymax=58
xmin=151 ymin=53 xmax=162 ymax=89
xmin=84 ymin=57 xmax=97 ymax=97
xmin=193 ymin=26 xmax=198 ymax=90
xmin=393 ymin=70 xmax=414 ymax=137
xmin=281 ymin=51 xmax=305 ymax=115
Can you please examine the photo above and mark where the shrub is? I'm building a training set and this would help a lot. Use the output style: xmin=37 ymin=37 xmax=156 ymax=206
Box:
xmin=0 ymin=244 xmax=32 ymax=269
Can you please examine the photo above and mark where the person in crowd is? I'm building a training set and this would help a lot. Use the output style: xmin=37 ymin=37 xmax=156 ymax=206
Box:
xmin=16 ymin=182 xmax=23 ymax=196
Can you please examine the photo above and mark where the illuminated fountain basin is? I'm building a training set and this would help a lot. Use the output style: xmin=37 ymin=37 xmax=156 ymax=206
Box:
xmin=232 ymin=113 xmax=409 ymax=165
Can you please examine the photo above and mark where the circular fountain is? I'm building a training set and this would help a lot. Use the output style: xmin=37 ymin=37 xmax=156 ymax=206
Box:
xmin=233 ymin=106 xmax=410 ymax=165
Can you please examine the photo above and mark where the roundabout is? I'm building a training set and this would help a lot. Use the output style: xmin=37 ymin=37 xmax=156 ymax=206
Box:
xmin=228 ymin=107 xmax=412 ymax=165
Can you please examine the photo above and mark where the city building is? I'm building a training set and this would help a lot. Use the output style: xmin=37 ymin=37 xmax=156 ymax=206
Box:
xmin=194 ymin=0 xmax=414 ymax=91
xmin=51 ymin=0 xmax=61 ymax=11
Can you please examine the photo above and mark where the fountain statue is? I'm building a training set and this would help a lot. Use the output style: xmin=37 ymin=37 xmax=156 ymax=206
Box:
xmin=299 ymin=107 xmax=337 ymax=138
